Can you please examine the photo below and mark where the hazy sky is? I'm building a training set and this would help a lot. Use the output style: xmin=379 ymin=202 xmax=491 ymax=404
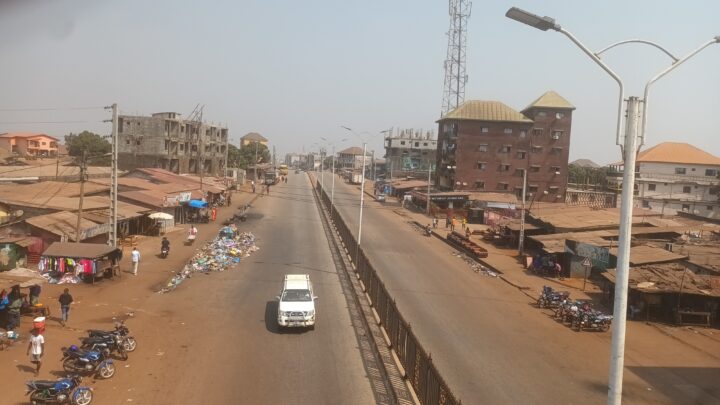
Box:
xmin=1 ymin=0 xmax=718 ymax=165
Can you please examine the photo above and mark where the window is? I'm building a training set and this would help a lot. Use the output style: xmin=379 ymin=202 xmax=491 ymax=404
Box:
xmin=179 ymin=144 xmax=184 ymax=151
xmin=477 ymin=144 xmax=488 ymax=152
xmin=500 ymin=164 xmax=511 ymax=172
xmin=423 ymin=142 xmax=428 ymax=146
xmin=504 ymin=128 xmax=513 ymax=134
xmin=706 ymin=169 xmax=717 ymax=177
xmin=497 ymin=183 xmax=509 ymax=191
xmin=515 ymin=169 xmax=525 ymax=177
xmin=642 ymin=200 xmax=650 ymax=208
xmin=475 ymin=181 xmax=485 ymax=189
xmin=675 ymin=167 xmax=686 ymax=175
xmin=181 ymin=125 xmax=185 ymax=133
xmin=551 ymin=147 xmax=563 ymax=155
xmin=531 ymin=145 xmax=542 ymax=153
xmin=415 ymin=142 xmax=420 ymax=147
xmin=41 ymin=142 xmax=46 ymax=146
xmin=476 ymin=162 xmax=486 ymax=170
xmin=707 ymin=205 xmax=714 ymax=211
xmin=519 ymin=130 xmax=527 ymax=138
xmin=164 ymin=140 xmax=169 ymax=150
xmin=552 ymin=130 xmax=563 ymax=139
xmin=516 ymin=151 xmax=527 ymax=159
xmin=125 ymin=140 xmax=130 ymax=145
xmin=551 ymin=166 xmax=560 ymax=173
xmin=530 ymin=166 xmax=540 ymax=173
xmin=536 ymin=111 xmax=547 ymax=117
xmin=481 ymin=127 xmax=489 ymax=133
xmin=532 ymin=128 xmax=543 ymax=136
xmin=648 ymin=184 xmax=656 ymax=191
xmin=682 ymin=204 xmax=690 ymax=211
xmin=501 ymin=145 xmax=511 ymax=153
xmin=556 ymin=112 xmax=565 ymax=119
xmin=136 ymin=140 xmax=141 ymax=146
xmin=528 ymin=185 xmax=538 ymax=192
xmin=682 ymin=186 xmax=692 ymax=193
xmin=400 ymin=141 xmax=406 ymax=145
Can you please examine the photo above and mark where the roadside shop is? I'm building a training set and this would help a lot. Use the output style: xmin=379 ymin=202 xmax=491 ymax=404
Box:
xmin=38 ymin=242 xmax=122 ymax=284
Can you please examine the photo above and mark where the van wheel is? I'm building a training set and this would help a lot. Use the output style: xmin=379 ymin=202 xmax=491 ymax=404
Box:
xmin=308 ymin=325 xmax=315 ymax=331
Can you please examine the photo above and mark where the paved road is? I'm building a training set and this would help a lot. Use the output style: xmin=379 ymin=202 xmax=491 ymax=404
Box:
xmin=136 ymin=174 xmax=376 ymax=404
xmin=324 ymin=174 xmax=720 ymax=404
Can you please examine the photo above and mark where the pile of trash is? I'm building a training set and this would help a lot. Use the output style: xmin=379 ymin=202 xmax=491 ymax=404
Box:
xmin=161 ymin=225 xmax=259 ymax=293
xmin=451 ymin=251 xmax=498 ymax=277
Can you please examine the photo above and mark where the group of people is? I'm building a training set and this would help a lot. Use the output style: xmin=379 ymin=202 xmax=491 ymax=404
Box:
xmin=531 ymin=254 xmax=563 ymax=279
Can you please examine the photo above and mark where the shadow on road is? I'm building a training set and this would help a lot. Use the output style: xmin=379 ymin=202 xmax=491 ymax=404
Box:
xmin=16 ymin=364 xmax=36 ymax=374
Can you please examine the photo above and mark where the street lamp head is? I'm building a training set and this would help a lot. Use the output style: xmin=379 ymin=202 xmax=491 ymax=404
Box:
xmin=715 ymin=35 xmax=720 ymax=43
xmin=341 ymin=126 xmax=353 ymax=132
xmin=505 ymin=7 xmax=560 ymax=31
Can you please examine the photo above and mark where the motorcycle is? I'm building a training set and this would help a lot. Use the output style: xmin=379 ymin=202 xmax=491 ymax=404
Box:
xmin=25 ymin=375 xmax=93 ymax=405
xmin=424 ymin=226 xmax=432 ymax=237
xmin=87 ymin=320 xmax=137 ymax=352
xmin=160 ymin=246 xmax=169 ymax=259
xmin=576 ymin=311 xmax=613 ymax=332
xmin=79 ymin=334 xmax=128 ymax=361
xmin=536 ymin=286 xmax=570 ymax=309
xmin=61 ymin=346 xmax=115 ymax=379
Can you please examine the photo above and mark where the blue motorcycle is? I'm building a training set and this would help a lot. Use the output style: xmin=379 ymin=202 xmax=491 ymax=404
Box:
xmin=61 ymin=345 xmax=115 ymax=379
xmin=25 ymin=375 xmax=93 ymax=405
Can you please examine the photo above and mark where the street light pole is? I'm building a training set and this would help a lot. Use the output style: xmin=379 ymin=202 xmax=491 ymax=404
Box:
xmin=518 ymin=167 xmax=527 ymax=255
xmin=426 ymin=158 xmax=432 ymax=215
xmin=506 ymin=7 xmax=719 ymax=404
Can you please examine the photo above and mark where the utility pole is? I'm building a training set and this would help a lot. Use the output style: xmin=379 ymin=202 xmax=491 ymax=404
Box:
xmin=518 ymin=167 xmax=527 ymax=255
xmin=198 ymin=108 xmax=204 ymax=192
xmin=75 ymin=150 xmax=87 ymax=243
xmin=272 ymin=145 xmax=276 ymax=168
xmin=108 ymin=103 xmax=118 ymax=247
xmin=253 ymin=141 xmax=259 ymax=182
xmin=426 ymin=158 xmax=432 ymax=214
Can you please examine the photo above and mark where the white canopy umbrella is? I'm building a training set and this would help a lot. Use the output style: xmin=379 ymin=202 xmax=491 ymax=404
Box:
xmin=148 ymin=212 xmax=174 ymax=220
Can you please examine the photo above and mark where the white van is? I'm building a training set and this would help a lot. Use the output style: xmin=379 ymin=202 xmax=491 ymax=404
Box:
xmin=277 ymin=274 xmax=317 ymax=329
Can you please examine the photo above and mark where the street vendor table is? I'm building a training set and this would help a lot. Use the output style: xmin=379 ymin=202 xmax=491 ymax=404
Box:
xmin=674 ymin=310 xmax=711 ymax=327
xmin=40 ymin=242 xmax=122 ymax=284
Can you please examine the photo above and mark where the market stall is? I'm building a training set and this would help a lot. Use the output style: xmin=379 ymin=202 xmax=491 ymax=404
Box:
xmin=38 ymin=242 xmax=122 ymax=284
xmin=184 ymin=199 xmax=209 ymax=223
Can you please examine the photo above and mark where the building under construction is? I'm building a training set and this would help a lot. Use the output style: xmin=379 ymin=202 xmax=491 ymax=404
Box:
xmin=117 ymin=111 xmax=228 ymax=176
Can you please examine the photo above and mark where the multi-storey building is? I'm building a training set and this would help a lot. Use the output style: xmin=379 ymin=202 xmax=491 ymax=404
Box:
xmin=436 ymin=91 xmax=574 ymax=202
xmin=610 ymin=142 xmax=720 ymax=217
xmin=240 ymin=132 xmax=268 ymax=148
xmin=118 ymin=112 xmax=228 ymax=176
xmin=0 ymin=132 xmax=59 ymax=157
xmin=384 ymin=129 xmax=437 ymax=174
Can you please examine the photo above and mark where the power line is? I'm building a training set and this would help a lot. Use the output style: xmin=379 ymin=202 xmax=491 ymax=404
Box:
xmin=0 ymin=106 xmax=104 ymax=112
xmin=0 ymin=120 xmax=102 ymax=125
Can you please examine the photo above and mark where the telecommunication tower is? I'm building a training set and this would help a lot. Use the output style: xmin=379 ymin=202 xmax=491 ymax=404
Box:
xmin=441 ymin=0 xmax=472 ymax=116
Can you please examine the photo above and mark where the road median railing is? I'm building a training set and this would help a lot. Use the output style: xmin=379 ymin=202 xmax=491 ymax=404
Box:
xmin=316 ymin=180 xmax=460 ymax=405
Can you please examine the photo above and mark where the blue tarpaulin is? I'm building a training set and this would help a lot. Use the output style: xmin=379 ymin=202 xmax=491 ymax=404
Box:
xmin=188 ymin=199 xmax=208 ymax=208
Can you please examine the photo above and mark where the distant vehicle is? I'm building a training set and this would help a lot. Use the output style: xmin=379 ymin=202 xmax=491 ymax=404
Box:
xmin=279 ymin=164 xmax=289 ymax=176
xmin=264 ymin=170 xmax=278 ymax=185
xmin=349 ymin=172 xmax=362 ymax=184
xmin=376 ymin=193 xmax=386 ymax=202
xmin=276 ymin=274 xmax=316 ymax=330
xmin=294 ymin=169 xmax=300 ymax=174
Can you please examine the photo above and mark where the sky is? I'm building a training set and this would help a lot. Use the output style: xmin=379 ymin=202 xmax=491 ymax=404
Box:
xmin=0 ymin=0 xmax=718 ymax=165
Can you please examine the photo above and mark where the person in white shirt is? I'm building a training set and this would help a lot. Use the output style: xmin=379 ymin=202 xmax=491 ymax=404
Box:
xmin=131 ymin=247 xmax=141 ymax=276
xmin=27 ymin=328 xmax=44 ymax=375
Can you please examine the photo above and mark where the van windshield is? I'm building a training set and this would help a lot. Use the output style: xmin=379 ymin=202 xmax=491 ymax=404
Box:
xmin=282 ymin=289 xmax=312 ymax=302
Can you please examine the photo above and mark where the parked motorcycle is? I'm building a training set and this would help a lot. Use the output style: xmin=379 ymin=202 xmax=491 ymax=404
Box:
xmin=79 ymin=334 xmax=128 ymax=361
xmin=61 ymin=346 xmax=115 ymax=379
xmin=87 ymin=320 xmax=136 ymax=352
xmin=576 ymin=311 xmax=613 ymax=332
xmin=536 ymin=286 xmax=570 ymax=309
xmin=25 ymin=375 xmax=93 ymax=405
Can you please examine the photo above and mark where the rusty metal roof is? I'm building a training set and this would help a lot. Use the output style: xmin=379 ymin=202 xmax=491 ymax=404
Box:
xmin=26 ymin=211 xmax=104 ymax=241
xmin=602 ymin=263 xmax=720 ymax=297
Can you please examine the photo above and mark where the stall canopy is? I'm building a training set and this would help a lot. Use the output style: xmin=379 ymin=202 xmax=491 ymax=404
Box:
xmin=188 ymin=199 xmax=208 ymax=208
xmin=42 ymin=242 xmax=119 ymax=258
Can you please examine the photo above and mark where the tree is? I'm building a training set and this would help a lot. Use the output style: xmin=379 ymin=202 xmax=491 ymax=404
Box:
xmin=230 ymin=142 xmax=270 ymax=169
xmin=65 ymin=131 xmax=111 ymax=158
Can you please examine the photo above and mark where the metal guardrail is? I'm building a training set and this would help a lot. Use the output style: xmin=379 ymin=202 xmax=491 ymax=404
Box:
xmin=316 ymin=180 xmax=460 ymax=405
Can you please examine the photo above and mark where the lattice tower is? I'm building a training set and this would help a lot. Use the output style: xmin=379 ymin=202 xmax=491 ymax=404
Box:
xmin=441 ymin=0 xmax=472 ymax=116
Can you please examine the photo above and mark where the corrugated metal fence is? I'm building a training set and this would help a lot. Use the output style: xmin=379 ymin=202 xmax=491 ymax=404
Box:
xmin=317 ymin=180 xmax=460 ymax=405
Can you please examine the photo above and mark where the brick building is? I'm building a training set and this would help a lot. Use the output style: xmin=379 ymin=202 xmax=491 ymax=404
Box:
xmin=436 ymin=91 xmax=574 ymax=202
xmin=118 ymin=112 xmax=228 ymax=176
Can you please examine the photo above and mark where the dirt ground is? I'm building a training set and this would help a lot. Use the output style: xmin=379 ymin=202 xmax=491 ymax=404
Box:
xmin=0 ymin=189 xmax=259 ymax=404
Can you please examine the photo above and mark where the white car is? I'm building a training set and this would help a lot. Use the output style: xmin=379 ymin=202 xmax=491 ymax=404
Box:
xmin=277 ymin=274 xmax=317 ymax=329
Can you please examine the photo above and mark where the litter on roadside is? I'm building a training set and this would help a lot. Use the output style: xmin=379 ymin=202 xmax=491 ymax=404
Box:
xmin=160 ymin=225 xmax=259 ymax=293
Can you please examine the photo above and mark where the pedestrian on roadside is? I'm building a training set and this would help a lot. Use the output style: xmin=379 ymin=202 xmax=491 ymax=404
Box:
xmin=27 ymin=328 xmax=44 ymax=376
xmin=58 ymin=288 xmax=73 ymax=326
xmin=6 ymin=285 xmax=22 ymax=331
xmin=211 ymin=207 xmax=217 ymax=221
xmin=432 ymin=217 xmax=438 ymax=229
xmin=445 ymin=217 xmax=450 ymax=229
xmin=266 ymin=184 xmax=271 ymax=195
xmin=0 ymin=289 xmax=9 ymax=329
xmin=462 ymin=218 xmax=467 ymax=230
xmin=554 ymin=262 xmax=563 ymax=280
xmin=29 ymin=284 xmax=41 ymax=306
xmin=131 ymin=247 xmax=141 ymax=276
xmin=465 ymin=227 xmax=471 ymax=239
xmin=251 ymin=180 xmax=256 ymax=193
xmin=450 ymin=218 xmax=456 ymax=232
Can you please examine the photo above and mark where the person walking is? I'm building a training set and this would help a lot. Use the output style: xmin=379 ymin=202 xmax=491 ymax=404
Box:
xmin=462 ymin=218 xmax=467 ymax=230
xmin=131 ymin=247 xmax=141 ymax=276
xmin=27 ymin=328 xmax=44 ymax=376
xmin=432 ymin=217 xmax=438 ymax=229
xmin=211 ymin=207 xmax=217 ymax=221
xmin=554 ymin=262 xmax=563 ymax=280
xmin=58 ymin=288 xmax=73 ymax=327
xmin=0 ymin=289 xmax=9 ymax=329
xmin=445 ymin=217 xmax=450 ymax=229
xmin=450 ymin=217 xmax=456 ymax=232
xmin=251 ymin=180 xmax=256 ymax=193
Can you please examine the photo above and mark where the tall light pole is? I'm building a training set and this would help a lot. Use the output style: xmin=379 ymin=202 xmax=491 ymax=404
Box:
xmin=506 ymin=7 xmax=719 ymax=404
xmin=341 ymin=126 xmax=391 ymax=253
xmin=320 ymin=137 xmax=347 ymax=217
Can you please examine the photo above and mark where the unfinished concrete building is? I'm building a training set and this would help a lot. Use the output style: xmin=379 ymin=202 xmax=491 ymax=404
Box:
xmin=118 ymin=112 xmax=228 ymax=176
